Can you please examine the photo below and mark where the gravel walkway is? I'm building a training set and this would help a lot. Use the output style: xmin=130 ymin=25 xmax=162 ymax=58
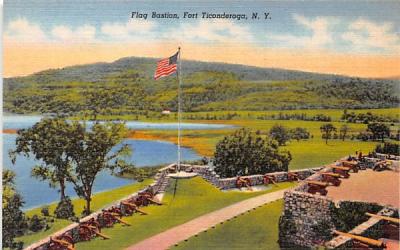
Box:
xmin=125 ymin=188 xmax=288 ymax=250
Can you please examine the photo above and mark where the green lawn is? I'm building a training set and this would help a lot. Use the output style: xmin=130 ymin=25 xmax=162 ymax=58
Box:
xmin=285 ymin=138 xmax=376 ymax=169
xmin=174 ymin=199 xmax=285 ymax=250
xmin=76 ymin=177 xmax=295 ymax=250
xmin=134 ymin=119 xmax=379 ymax=169
xmin=18 ymin=179 xmax=153 ymax=247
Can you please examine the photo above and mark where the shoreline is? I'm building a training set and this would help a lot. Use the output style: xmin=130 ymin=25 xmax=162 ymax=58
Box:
xmin=4 ymin=128 xmax=214 ymax=156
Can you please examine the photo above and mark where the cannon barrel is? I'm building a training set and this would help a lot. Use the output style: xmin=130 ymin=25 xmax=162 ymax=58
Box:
xmin=365 ymin=212 xmax=400 ymax=224
xmin=334 ymin=230 xmax=385 ymax=248
xmin=321 ymin=173 xmax=341 ymax=178
xmin=332 ymin=166 xmax=350 ymax=171
xmin=306 ymin=180 xmax=329 ymax=187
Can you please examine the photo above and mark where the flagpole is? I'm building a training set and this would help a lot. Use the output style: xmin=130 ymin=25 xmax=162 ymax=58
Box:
xmin=177 ymin=47 xmax=182 ymax=172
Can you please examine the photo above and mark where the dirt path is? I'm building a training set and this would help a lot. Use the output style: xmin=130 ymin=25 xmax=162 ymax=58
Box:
xmin=125 ymin=188 xmax=288 ymax=250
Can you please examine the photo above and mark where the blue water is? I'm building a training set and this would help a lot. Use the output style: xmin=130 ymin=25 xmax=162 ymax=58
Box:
xmin=2 ymin=114 xmax=213 ymax=209
xmin=3 ymin=134 xmax=200 ymax=209
xmin=3 ymin=115 xmax=233 ymax=130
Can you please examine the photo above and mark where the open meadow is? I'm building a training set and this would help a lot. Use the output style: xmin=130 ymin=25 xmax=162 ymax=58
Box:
xmin=129 ymin=115 xmax=393 ymax=169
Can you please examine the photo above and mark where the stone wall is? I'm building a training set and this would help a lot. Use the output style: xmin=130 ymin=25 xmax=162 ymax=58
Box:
xmin=279 ymin=190 xmax=335 ymax=247
xmin=279 ymin=154 xmax=400 ymax=248
xmin=201 ymin=168 xmax=321 ymax=190
xmin=24 ymin=164 xmax=173 ymax=250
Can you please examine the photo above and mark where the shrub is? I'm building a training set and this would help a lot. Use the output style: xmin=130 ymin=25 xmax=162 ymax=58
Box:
xmin=214 ymin=128 xmax=291 ymax=177
xmin=41 ymin=206 xmax=50 ymax=217
xmin=54 ymin=197 xmax=75 ymax=219
xmin=331 ymin=201 xmax=383 ymax=232
xmin=269 ymin=124 xmax=290 ymax=146
xmin=28 ymin=215 xmax=47 ymax=232
xmin=375 ymin=142 xmax=400 ymax=156
xmin=289 ymin=127 xmax=310 ymax=141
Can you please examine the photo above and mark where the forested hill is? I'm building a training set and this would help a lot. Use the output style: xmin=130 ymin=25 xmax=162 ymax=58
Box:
xmin=4 ymin=57 xmax=400 ymax=115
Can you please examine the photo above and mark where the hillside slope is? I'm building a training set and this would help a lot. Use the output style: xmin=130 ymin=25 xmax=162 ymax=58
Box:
xmin=4 ymin=57 xmax=399 ymax=115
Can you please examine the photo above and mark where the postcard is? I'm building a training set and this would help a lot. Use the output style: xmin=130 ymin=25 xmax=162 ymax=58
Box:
xmin=2 ymin=1 xmax=399 ymax=249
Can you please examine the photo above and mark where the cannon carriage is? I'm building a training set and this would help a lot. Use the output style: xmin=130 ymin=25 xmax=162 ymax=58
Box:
xmin=373 ymin=160 xmax=391 ymax=171
xmin=334 ymin=230 xmax=386 ymax=249
xmin=78 ymin=218 xmax=109 ymax=241
xmin=120 ymin=201 xmax=148 ymax=215
xmin=306 ymin=180 xmax=328 ymax=196
xmin=340 ymin=160 xmax=360 ymax=173
xmin=236 ymin=176 xmax=252 ymax=190
xmin=366 ymin=212 xmax=400 ymax=240
xmin=48 ymin=234 xmax=75 ymax=250
xmin=287 ymin=172 xmax=299 ymax=182
xmin=331 ymin=166 xmax=351 ymax=178
xmin=321 ymin=172 xmax=341 ymax=186
xmin=263 ymin=175 xmax=277 ymax=186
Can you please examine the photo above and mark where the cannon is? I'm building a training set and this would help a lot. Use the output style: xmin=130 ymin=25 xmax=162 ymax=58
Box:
xmin=366 ymin=212 xmax=400 ymax=240
xmin=135 ymin=191 xmax=162 ymax=206
xmin=236 ymin=177 xmax=252 ymax=191
xmin=98 ymin=210 xmax=131 ymax=227
xmin=306 ymin=180 xmax=328 ymax=196
xmin=321 ymin=172 xmax=341 ymax=186
xmin=287 ymin=172 xmax=299 ymax=182
xmin=48 ymin=234 xmax=75 ymax=250
xmin=333 ymin=230 xmax=386 ymax=248
xmin=331 ymin=166 xmax=350 ymax=178
xmin=365 ymin=212 xmax=400 ymax=224
xmin=121 ymin=201 xmax=148 ymax=215
xmin=78 ymin=218 xmax=109 ymax=241
xmin=263 ymin=175 xmax=277 ymax=186
xmin=373 ymin=160 xmax=390 ymax=171
xmin=340 ymin=160 xmax=359 ymax=173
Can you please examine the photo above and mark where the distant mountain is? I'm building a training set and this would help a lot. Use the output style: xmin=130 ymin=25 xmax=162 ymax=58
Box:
xmin=4 ymin=57 xmax=399 ymax=115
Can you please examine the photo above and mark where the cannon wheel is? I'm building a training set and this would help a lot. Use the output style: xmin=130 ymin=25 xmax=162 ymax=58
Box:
xmin=78 ymin=225 xmax=93 ymax=241
xmin=102 ymin=213 xmax=116 ymax=227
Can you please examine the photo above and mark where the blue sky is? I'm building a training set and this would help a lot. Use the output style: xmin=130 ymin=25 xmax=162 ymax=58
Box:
xmin=4 ymin=0 xmax=400 ymax=54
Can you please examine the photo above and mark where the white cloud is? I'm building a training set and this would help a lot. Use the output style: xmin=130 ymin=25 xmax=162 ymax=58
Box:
xmin=5 ymin=18 xmax=96 ymax=44
xmin=101 ymin=19 xmax=156 ymax=40
xmin=293 ymin=14 xmax=332 ymax=48
xmin=52 ymin=24 xmax=96 ymax=42
xmin=342 ymin=18 xmax=400 ymax=52
xmin=4 ymin=18 xmax=47 ymax=43
xmin=268 ymin=14 xmax=333 ymax=49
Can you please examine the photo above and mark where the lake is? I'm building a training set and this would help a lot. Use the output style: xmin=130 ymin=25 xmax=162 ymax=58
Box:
xmin=2 ymin=115 xmax=229 ymax=209
xmin=3 ymin=115 xmax=233 ymax=130
xmin=3 ymin=134 xmax=201 ymax=210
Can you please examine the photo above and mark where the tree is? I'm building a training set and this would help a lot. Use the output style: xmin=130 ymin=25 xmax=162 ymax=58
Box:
xmin=68 ymin=122 xmax=133 ymax=215
xmin=2 ymin=170 xmax=27 ymax=249
xmin=269 ymin=124 xmax=290 ymax=146
xmin=367 ymin=122 xmax=390 ymax=142
xmin=339 ymin=124 xmax=349 ymax=141
xmin=10 ymin=118 xmax=78 ymax=202
xmin=289 ymin=127 xmax=310 ymax=141
xmin=213 ymin=128 xmax=292 ymax=178
xmin=320 ymin=123 xmax=337 ymax=144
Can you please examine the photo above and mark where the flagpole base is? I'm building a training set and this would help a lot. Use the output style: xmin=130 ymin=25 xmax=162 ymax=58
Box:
xmin=168 ymin=171 xmax=198 ymax=179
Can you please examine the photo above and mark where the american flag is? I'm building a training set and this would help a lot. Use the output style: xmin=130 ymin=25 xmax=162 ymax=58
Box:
xmin=154 ymin=51 xmax=179 ymax=80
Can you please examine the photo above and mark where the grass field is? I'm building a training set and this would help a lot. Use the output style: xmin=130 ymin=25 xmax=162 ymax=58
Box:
xmin=75 ymin=178 xmax=295 ymax=250
xmin=88 ymin=108 xmax=399 ymax=122
xmin=18 ymin=179 xmax=154 ymax=247
xmin=130 ymin=119 xmax=379 ymax=169
xmin=174 ymin=199 xmax=285 ymax=250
